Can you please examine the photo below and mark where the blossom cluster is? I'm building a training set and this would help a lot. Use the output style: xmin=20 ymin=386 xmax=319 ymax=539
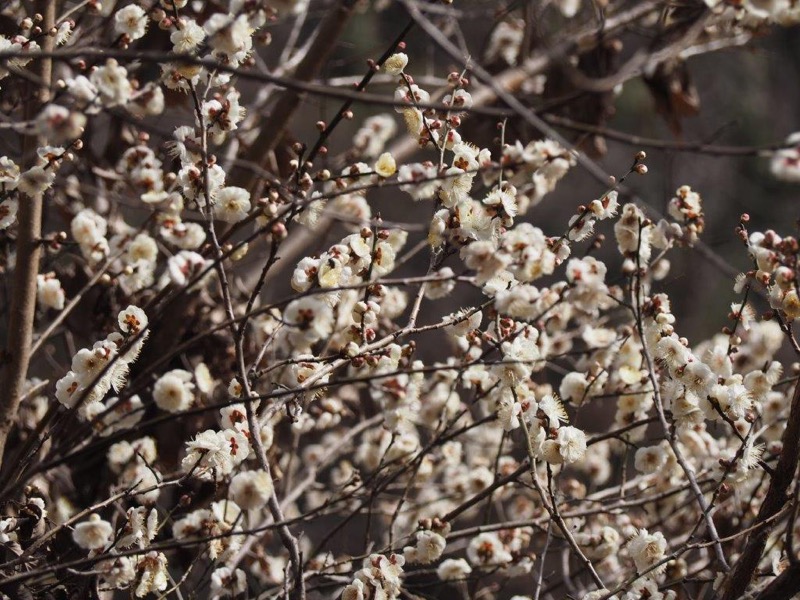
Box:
xmin=1 ymin=2 xmax=800 ymax=600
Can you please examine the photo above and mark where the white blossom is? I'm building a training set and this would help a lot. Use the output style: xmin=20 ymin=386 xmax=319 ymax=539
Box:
xmin=383 ymin=53 xmax=408 ymax=75
xmin=403 ymin=530 xmax=446 ymax=564
xmin=214 ymin=186 xmax=251 ymax=223
xmin=135 ymin=552 xmax=169 ymax=597
xmin=375 ymin=152 xmax=397 ymax=177
xmin=210 ymin=567 xmax=247 ymax=599
xmin=35 ymin=105 xmax=85 ymax=143
xmin=437 ymin=558 xmax=472 ymax=581
xmin=36 ymin=274 xmax=65 ymax=310
xmin=72 ymin=514 xmax=113 ymax=550
xmin=91 ymin=59 xmax=133 ymax=106
xmin=171 ymin=19 xmax=205 ymax=53
xmin=468 ymin=532 xmax=513 ymax=565
xmin=114 ymin=4 xmax=148 ymax=40
xmin=628 ymin=529 xmax=668 ymax=573
xmin=153 ymin=369 xmax=195 ymax=413
xmin=229 ymin=469 xmax=274 ymax=509
xmin=182 ymin=428 xmax=249 ymax=481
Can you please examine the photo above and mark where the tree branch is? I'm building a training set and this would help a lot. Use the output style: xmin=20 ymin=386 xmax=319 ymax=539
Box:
xmin=229 ymin=0 xmax=359 ymax=190
xmin=0 ymin=0 xmax=56 ymax=468
xmin=720 ymin=376 xmax=800 ymax=599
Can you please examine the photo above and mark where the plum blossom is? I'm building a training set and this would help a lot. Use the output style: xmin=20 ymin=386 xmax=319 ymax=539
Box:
xmin=114 ymin=4 xmax=148 ymax=40
xmin=72 ymin=514 xmax=113 ymax=550
xmin=91 ymin=59 xmax=133 ymax=106
xmin=229 ymin=470 xmax=274 ymax=509
xmin=134 ymin=552 xmax=169 ymax=597
xmin=628 ymin=529 xmax=668 ymax=573
xmin=771 ymin=132 xmax=800 ymax=181
xmin=214 ymin=186 xmax=251 ymax=223
xmin=467 ymin=532 xmax=513 ymax=565
xmin=182 ymin=429 xmax=249 ymax=481
xmin=437 ymin=558 xmax=472 ymax=581
xmin=153 ymin=369 xmax=195 ymax=413
xmin=36 ymin=273 xmax=65 ymax=310
xmin=375 ymin=152 xmax=397 ymax=177
xmin=383 ymin=53 xmax=408 ymax=75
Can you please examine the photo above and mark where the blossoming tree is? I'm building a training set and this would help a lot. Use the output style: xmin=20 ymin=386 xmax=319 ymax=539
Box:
xmin=1 ymin=1 xmax=800 ymax=599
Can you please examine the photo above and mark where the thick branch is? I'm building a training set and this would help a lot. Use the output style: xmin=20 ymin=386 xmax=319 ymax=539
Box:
xmin=720 ymin=377 xmax=800 ymax=599
xmin=0 ymin=1 xmax=56 ymax=467
xmin=753 ymin=563 xmax=800 ymax=600
xmin=229 ymin=0 xmax=359 ymax=189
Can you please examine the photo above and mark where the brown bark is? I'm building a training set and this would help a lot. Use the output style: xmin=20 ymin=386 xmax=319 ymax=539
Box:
xmin=229 ymin=0 xmax=359 ymax=191
xmin=753 ymin=563 xmax=800 ymax=600
xmin=720 ymin=378 xmax=800 ymax=599
xmin=0 ymin=1 xmax=56 ymax=469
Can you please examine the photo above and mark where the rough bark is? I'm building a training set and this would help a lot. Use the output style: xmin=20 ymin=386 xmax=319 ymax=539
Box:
xmin=0 ymin=0 xmax=56 ymax=469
